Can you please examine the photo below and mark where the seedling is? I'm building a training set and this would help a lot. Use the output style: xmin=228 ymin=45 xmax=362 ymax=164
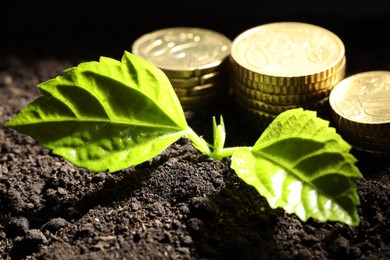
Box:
xmin=6 ymin=51 xmax=362 ymax=226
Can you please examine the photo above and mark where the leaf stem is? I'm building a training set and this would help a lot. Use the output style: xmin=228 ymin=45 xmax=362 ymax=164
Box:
xmin=185 ymin=126 xmax=250 ymax=160
xmin=209 ymin=147 xmax=240 ymax=160
xmin=185 ymin=127 xmax=212 ymax=156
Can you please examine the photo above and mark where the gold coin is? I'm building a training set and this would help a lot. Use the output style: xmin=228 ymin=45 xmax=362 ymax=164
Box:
xmin=340 ymin=131 xmax=390 ymax=149
xmin=234 ymin=87 xmax=330 ymax=115
xmin=342 ymin=135 xmax=390 ymax=155
xmin=329 ymin=71 xmax=390 ymax=135
xmin=131 ymin=27 xmax=231 ymax=78
xmin=231 ymin=77 xmax=332 ymax=105
xmin=229 ymin=56 xmax=346 ymax=94
xmin=174 ymin=83 xmax=220 ymax=97
xmin=169 ymin=71 xmax=225 ymax=88
xmin=332 ymin=112 xmax=390 ymax=137
xmin=179 ymin=92 xmax=217 ymax=101
xmin=179 ymin=93 xmax=219 ymax=110
xmin=230 ymin=22 xmax=345 ymax=85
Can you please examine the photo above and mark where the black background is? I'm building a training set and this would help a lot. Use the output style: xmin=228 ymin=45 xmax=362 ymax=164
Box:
xmin=1 ymin=1 xmax=390 ymax=74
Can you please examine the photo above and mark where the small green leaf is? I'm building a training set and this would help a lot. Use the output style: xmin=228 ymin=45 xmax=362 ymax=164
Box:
xmin=213 ymin=115 xmax=226 ymax=153
xmin=6 ymin=51 xmax=189 ymax=172
xmin=231 ymin=108 xmax=362 ymax=226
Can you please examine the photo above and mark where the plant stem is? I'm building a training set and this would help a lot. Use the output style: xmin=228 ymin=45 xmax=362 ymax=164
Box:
xmin=185 ymin=127 xmax=250 ymax=160
xmin=185 ymin=127 xmax=212 ymax=156
xmin=210 ymin=147 xmax=239 ymax=160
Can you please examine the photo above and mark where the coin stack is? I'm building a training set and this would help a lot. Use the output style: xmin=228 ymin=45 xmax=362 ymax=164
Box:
xmin=329 ymin=71 xmax=390 ymax=157
xmin=131 ymin=27 xmax=232 ymax=111
xmin=229 ymin=22 xmax=346 ymax=132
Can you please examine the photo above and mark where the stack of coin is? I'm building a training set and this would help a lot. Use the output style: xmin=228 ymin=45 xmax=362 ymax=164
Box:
xmin=229 ymin=22 xmax=346 ymax=131
xmin=131 ymin=27 xmax=232 ymax=111
xmin=329 ymin=71 xmax=390 ymax=157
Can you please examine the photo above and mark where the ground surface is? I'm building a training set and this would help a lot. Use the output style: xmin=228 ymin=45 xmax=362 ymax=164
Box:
xmin=0 ymin=52 xmax=389 ymax=260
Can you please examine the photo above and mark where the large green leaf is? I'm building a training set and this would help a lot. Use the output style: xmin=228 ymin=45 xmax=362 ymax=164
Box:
xmin=231 ymin=108 xmax=362 ymax=226
xmin=6 ymin=51 xmax=189 ymax=172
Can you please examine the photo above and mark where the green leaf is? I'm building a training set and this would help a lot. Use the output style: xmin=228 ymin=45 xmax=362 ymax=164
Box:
xmin=231 ymin=108 xmax=362 ymax=226
xmin=213 ymin=116 xmax=226 ymax=152
xmin=6 ymin=51 xmax=189 ymax=172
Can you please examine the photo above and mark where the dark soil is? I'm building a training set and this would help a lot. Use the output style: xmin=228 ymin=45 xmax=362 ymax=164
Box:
xmin=1 ymin=4 xmax=390 ymax=259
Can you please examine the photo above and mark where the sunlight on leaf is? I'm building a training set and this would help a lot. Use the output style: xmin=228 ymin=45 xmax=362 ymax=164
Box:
xmin=6 ymin=51 xmax=189 ymax=172
xmin=231 ymin=108 xmax=363 ymax=226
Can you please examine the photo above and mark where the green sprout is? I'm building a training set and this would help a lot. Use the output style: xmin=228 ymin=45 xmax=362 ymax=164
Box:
xmin=6 ymin=51 xmax=363 ymax=226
